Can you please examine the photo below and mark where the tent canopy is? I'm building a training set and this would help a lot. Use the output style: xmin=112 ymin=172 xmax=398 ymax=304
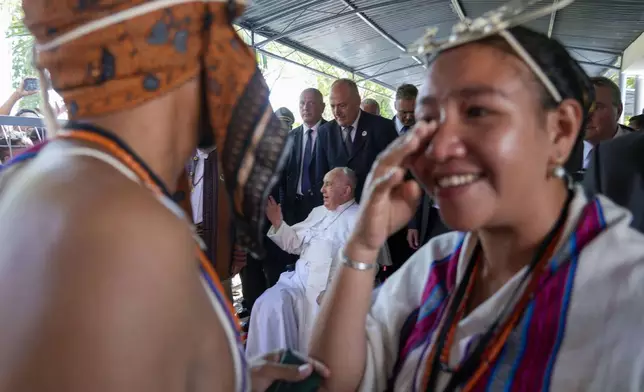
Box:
xmin=238 ymin=0 xmax=644 ymax=89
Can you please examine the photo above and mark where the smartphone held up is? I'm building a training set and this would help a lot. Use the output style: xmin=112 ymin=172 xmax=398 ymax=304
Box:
xmin=23 ymin=78 xmax=40 ymax=92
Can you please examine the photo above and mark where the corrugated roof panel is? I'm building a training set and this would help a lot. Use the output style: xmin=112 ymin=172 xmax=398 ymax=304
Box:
xmin=289 ymin=23 xmax=398 ymax=67
xmin=357 ymin=56 xmax=419 ymax=75
xmin=242 ymin=0 xmax=306 ymax=22
xmin=257 ymin=2 xmax=354 ymax=37
xmin=239 ymin=0 xmax=644 ymax=89
xmin=555 ymin=0 xmax=644 ymax=51
xmin=462 ymin=0 xmax=552 ymax=34
xmin=378 ymin=65 xmax=427 ymax=88
xmin=568 ymin=48 xmax=619 ymax=67
xmin=358 ymin=0 xmax=460 ymax=44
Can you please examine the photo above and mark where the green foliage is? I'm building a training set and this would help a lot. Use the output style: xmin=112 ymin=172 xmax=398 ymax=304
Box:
xmin=6 ymin=14 xmax=397 ymax=117
xmin=607 ymin=72 xmax=636 ymax=90
xmin=235 ymin=27 xmax=269 ymax=72
xmin=5 ymin=1 xmax=39 ymax=110
xmin=359 ymin=82 xmax=394 ymax=119
xmin=315 ymin=74 xmax=335 ymax=120
xmin=237 ymin=27 xmax=396 ymax=121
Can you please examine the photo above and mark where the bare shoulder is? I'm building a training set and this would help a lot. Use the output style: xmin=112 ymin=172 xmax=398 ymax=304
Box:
xmin=0 ymin=156 xmax=218 ymax=391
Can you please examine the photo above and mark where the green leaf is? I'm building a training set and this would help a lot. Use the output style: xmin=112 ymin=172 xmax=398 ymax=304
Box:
xmin=5 ymin=0 xmax=37 ymax=110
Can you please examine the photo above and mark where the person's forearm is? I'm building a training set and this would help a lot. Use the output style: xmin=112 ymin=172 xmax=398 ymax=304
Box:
xmin=309 ymin=237 xmax=379 ymax=391
xmin=0 ymin=92 xmax=20 ymax=116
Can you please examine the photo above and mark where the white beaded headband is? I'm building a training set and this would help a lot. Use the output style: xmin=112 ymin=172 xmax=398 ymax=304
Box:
xmin=409 ymin=0 xmax=577 ymax=103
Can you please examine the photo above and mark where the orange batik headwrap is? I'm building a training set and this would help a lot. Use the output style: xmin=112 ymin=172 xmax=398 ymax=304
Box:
xmin=23 ymin=0 xmax=292 ymax=258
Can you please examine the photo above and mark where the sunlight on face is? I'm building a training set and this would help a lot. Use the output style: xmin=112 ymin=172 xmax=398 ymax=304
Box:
xmin=330 ymin=82 xmax=360 ymax=127
xmin=585 ymin=84 xmax=619 ymax=145
xmin=299 ymin=89 xmax=325 ymax=126
xmin=412 ymin=43 xmax=556 ymax=232
xmin=320 ymin=169 xmax=350 ymax=210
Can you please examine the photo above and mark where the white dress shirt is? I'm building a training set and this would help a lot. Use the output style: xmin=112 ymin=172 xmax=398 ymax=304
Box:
xmin=190 ymin=149 xmax=209 ymax=224
xmin=582 ymin=140 xmax=594 ymax=170
xmin=297 ymin=120 xmax=321 ymax=195
xmin=394 ymin=116 xmax=406 ymax=135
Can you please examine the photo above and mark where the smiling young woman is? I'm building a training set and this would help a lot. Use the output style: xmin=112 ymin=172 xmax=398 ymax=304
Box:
xmin=309 ymin=3 xmax=644 ymax=392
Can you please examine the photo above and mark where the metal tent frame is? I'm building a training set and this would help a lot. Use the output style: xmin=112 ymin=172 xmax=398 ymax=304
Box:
xmin=237 ymin=0 xmax=641 ymax=89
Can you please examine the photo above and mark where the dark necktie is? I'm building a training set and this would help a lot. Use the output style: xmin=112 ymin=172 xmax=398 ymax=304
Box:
xmin=400 ymin=126 xmax=409 ymax=134
xmin=301 ymin=128 xmax=313 ymax=194
xmin=343 ymin=126 xmax=353 ymax=155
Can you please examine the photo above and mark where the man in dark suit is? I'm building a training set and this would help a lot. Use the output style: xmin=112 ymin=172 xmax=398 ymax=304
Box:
xmin=279 ymin=88 xmax=326 ymax=225
xmin=583 ymin=77 xmax=631 ymax=169
xmin=382 ymin=83 xmax=422 ymax=277
xmin=392 ymin=83 xmax=440 ymax=253
xmin=583 ymin=131 xmax=644 ymax=233
xmin=629 ymin=114 xmax=644 ymax=132
xmin=407 ymin=195 xmax=450 ymax=248
xmin=315 ymin=78 xmax=398 ymax=202
xmin=392 ymin=84 xmax=417 ymax=136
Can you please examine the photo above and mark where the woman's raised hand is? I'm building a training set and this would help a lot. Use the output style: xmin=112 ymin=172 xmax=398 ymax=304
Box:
xmin=346 ymin=121 xmax=437 ymax=261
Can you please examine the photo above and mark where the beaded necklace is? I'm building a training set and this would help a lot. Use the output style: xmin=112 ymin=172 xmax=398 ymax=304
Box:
xmin=55 ymin=126 xmax=241 ymax=340
xmin=422 ymin=192 xmax=572 ymax=392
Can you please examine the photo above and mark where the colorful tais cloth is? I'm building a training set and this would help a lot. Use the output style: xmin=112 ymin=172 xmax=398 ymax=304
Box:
xmin=359 ymin=187 xmax=644 ymax=392
xmin=22 ymin=0 xmax=291 ymax=258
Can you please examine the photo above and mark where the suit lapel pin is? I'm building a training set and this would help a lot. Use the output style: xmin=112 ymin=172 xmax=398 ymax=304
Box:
xmin=361 ymin=131 xmax=367 ymax=136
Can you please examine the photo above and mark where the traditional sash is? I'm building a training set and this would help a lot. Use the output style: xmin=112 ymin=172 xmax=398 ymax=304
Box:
xmin=390 ymin=199 xmax=608 ymax=391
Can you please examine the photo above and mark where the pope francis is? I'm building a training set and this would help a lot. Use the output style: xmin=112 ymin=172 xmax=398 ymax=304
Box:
xmin=246 ymin=167 xmax=359 ymax=357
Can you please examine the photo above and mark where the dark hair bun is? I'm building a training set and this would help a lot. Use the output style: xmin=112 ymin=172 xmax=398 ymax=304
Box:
xmin=508 ymin=26 xmax=594 ymax=173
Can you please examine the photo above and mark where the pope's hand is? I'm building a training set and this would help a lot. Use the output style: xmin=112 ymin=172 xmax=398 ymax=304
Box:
xmin=266 ymin=196 xmax=282 ymax=229
xmin=345 ymin=121 xmax=437 ymax=261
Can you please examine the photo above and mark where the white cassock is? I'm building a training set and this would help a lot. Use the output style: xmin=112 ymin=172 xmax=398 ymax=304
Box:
xmin=245 ymin=200 xmax=360 ymax=358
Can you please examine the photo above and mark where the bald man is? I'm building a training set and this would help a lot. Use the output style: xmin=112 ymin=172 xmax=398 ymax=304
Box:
xmin=315 ymin=79 xmax=398 ymax=201
xmin=279 ymin=88 xmax=327 ymax=225
xmin=361 ymin=98 xmax=380 ymax=116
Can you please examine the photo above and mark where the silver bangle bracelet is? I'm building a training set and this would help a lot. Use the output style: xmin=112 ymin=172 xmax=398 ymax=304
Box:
xmin=341 ymin=251 xmax=378 ymax=271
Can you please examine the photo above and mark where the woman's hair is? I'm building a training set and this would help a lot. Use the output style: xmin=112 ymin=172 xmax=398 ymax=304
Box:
xmin=477 ymin=26 xmax=594 ymax=173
